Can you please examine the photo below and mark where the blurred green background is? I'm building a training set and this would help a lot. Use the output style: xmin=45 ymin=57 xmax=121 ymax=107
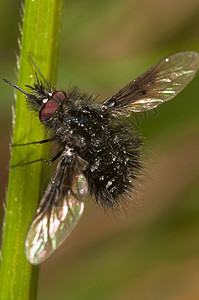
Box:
xmin=1 ymin=0 xmax=199 ymax=299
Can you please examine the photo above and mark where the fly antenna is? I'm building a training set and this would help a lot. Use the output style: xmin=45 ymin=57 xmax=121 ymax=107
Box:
xmin=2 ymin=78 xmax=31 ymax=97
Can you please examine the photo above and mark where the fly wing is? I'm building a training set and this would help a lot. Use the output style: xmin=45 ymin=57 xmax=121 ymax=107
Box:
xmin=25 ymin=149 xmax=88 ymax=265
xmin=103 ymin=51 xmax=199 ymax=116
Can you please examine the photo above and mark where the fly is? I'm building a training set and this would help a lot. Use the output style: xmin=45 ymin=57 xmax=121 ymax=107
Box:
xmin=3 ymin=50 xmax=199 ymax=264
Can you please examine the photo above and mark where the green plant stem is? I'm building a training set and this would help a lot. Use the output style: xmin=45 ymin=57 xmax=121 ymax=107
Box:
xmin=0 ymin=0 xmax=63 ymax=299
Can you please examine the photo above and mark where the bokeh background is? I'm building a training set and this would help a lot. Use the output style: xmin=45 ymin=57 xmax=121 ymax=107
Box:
xmin=1 ymin=0 xmax=199 ymax=299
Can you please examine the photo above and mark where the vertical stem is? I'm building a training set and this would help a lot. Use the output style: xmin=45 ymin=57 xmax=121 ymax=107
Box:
xmin=0 ymin=0 xmax=63 ymax=299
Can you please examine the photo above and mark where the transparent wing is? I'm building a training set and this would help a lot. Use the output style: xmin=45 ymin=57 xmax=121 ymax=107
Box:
xmin=103 ymin=51 xmax=199 ymax=116
xmin=25 ymin=150 xmax=88 ymax=265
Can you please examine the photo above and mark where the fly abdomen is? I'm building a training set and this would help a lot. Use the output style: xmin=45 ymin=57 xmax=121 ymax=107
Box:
xmin=78 ymin=119 xmax=142 ymax=208
xmin=53 ymin=102 xmax=142 ymax=208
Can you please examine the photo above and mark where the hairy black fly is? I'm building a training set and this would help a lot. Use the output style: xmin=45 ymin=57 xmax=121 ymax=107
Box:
xmin=4 ymin=51 xmax=199 ymax=264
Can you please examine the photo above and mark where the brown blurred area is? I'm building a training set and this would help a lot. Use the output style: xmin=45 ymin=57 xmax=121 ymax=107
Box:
xmin=1 ymin=0 xmax=199 ymax=299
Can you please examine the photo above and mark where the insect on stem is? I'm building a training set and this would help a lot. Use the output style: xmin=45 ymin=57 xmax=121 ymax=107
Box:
xmin=4 ymin=50 xmax=199 ymax=265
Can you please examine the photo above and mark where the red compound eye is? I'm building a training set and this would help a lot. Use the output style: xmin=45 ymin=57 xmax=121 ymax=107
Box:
xmin=52 ymin=91 xmax=67 ymax=102
xmin=39 ymin=100 xmax=59 ymax=125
